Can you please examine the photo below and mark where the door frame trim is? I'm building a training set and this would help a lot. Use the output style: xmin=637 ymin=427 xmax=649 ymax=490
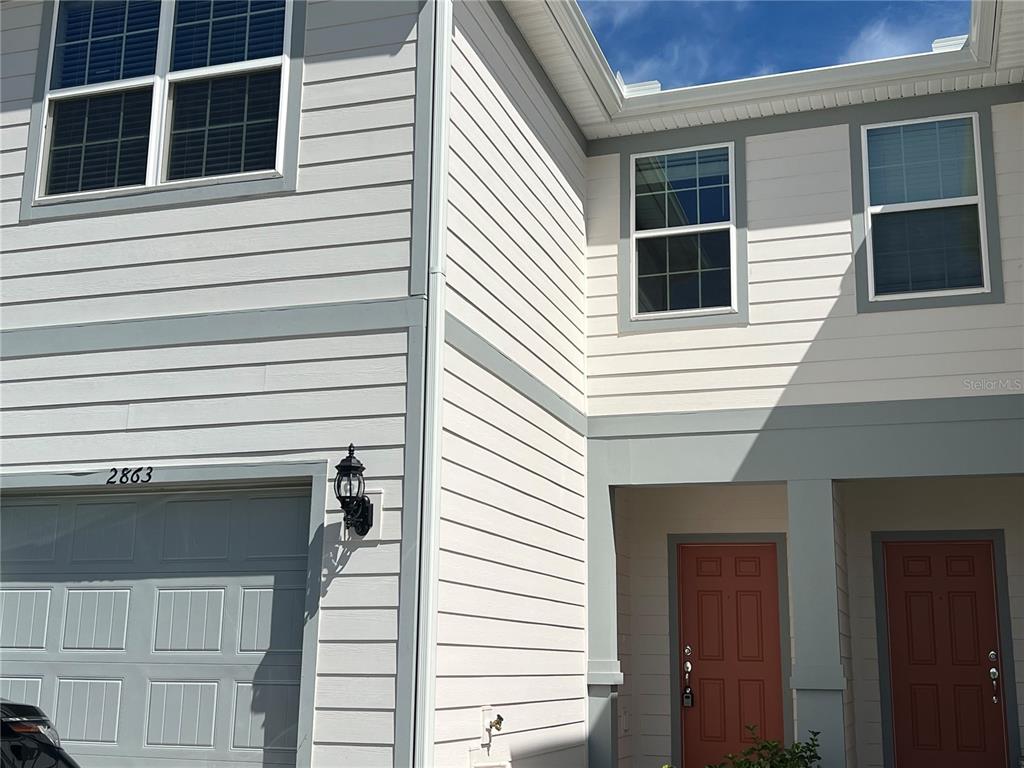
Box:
xmin=667 ymin=533 xmax=793 ymax=768
xmin=872 ymin=529 xmax=1020 ymax=768
xmin=1 ymin=460 xmax=328 ymax=768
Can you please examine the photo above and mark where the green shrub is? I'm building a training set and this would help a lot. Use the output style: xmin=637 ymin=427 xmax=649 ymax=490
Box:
xmin=705 ymin=727 xmax=821 ymax=768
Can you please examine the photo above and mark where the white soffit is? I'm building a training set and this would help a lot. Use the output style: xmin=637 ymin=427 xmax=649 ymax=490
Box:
xmin=504 ymin=0 xmax=1024 ymax=140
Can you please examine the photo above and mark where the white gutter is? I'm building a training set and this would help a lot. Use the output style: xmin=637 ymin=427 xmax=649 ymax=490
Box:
xmin=413 ymin=0 xmax=453 ymax=765
xmin=553 ymin=0 xmax=999 ymax=126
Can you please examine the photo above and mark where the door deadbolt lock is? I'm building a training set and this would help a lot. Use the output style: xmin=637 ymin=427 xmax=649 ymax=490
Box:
xmin=682 ymin=686 xmax=694 ymax=708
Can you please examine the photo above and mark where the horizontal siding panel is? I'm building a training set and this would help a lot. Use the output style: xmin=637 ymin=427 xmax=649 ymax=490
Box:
xmin=315 ymin=676 xmax=395 ymax=710
xmin=436 ymin=614 xmax=585 ymax=652
xmin=320 ymin=576 xmax=399 ymax=610
xmin=311 ymin=744 xmax=392 ymax=767
xmin=0 ymin=270 xmax=410 ymax=328
xmin=300 ymin=127 xmax=414 ymax=166
xmin=443 ymin=401 xmax=585 ymax=495
xmin=304 ymin=41 xmax=416 ymax=85
xmin=438 ymin=550 xmax=584 ymax=606
xmin=313 ymin=710 xmax=394 ymax=745
xmin=434 ymin=646 xmax=585 ymax=679
xmin=445 ymin=258 xmax=584 ymax=380
xmin=438 ymin=457 xmax=585 ymax=540
xmin=1 ymin=213 xmax=410 ymax=276
xmin=442 ymin=431 xmax=583 ymax=519
xmin=303 ymin=13 xmax=417 ymax=57
xmin=444 ymin=347 xmax=585 ymax=453
xmin=303 ymin=69 xmax=415 ymax=111
xmin=437 ymin=516 xmax=584 ymax=583
xmin=300 ymin=99 xmax=414 ymax=139
xmin=446 ymin=290 xmax=585 ymax=410
xmin=435 ymin=699 xmax=585 ymax=744
xmin=588 ymin=349 xmax=1016 ymax=397
xmin=3 ymin=188 xmax=412 ymax=252
xmin=434 ymin=675 xmax=584 ymax=710
xmin=0 ymin=2 xmax=43 ymax=30
xmin=1 ymin=415 xmax=405 ymax=464
xmin=316 ymin=642 xmax=397 ymax=675
xmin=1 ymin=356 xmax=407 ymax=407
xmin=437 ymin=582 xmax=584 ymax=627
xmin=313 ymin=609 xmax=399 ymax=642
xmin=442 ymin=372 xmax=583 ymax=468
xmin=1 ymin=331 xmax=407 ymax=381
xmin=2 ymin=241 xmax=410 ymax=304
xmin=588 ymin=326 xmax=1023 ymax=377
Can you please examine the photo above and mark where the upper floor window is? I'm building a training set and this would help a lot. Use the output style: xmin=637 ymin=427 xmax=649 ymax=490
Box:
xmin=631 ymin=143 xmax=737 ymax=318
xmin=862 ymin=114 xmax=990 ymax=301
xmin=41 ymin=0 xmax=289 ymax=198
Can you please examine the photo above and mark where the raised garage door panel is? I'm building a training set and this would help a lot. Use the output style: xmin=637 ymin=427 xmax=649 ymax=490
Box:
xmin=0 ymin=489 xmax=311 ymax=767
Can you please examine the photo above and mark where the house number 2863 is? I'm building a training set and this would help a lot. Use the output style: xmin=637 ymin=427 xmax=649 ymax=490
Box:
xmin=106 ymin=467 xmax=153 ymax=485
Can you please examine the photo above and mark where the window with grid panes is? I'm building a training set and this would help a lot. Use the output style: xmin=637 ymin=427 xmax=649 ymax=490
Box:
xmin=41 ymin=0 xmax=288 ymax=197
xmin=632 ymin=144 xmax=736 ymax=316
xmin=862 ymin=114 xmax=990 ymax=300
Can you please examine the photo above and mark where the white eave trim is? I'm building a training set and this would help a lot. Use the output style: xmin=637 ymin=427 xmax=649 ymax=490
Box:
xmin=553 ymin=0 xmax=1000 ymax=128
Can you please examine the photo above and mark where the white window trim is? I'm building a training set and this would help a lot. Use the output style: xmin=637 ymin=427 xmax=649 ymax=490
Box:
xmin=34 ymin=0 xmax=293 ymax=203
xmin=629 ymin=141 xmax=738 ymax=321
xmin=860 ymin=111 xmax=991 ymax=303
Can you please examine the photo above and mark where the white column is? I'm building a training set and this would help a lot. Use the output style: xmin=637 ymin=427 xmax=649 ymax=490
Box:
xmin=787 ymin=479 xmax=849 ymax=766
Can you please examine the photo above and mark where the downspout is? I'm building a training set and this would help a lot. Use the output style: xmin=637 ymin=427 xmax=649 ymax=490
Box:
xmin=414 ymin=0 xmax=453 ymax=765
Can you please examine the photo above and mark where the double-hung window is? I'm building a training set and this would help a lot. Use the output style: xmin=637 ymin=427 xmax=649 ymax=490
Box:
xmin=631 ymin=143 xmax=737 ymax=318
xmin=862 ymin=114 xmax=990 ymax=300
xmin=39 ymin=0 xmax=290 ymax=199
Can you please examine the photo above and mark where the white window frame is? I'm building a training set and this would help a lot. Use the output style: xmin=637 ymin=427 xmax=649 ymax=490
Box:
xmin=629 ymin=142 xmax=738 ymax=320
xmin=34 ymin=0 xmax=293 ymax=203
xmin=860 ymin=112 xmax=991 ymax=302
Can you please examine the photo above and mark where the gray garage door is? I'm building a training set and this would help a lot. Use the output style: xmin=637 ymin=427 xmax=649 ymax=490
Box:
xmin=0 ymin=487 xmax=311 ymax=768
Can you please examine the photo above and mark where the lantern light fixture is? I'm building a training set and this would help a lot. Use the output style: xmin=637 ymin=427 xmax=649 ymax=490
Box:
xmin=334 ymin=444 xmax=373 ymax=536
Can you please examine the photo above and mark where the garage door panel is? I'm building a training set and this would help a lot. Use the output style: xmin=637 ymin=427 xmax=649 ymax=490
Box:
xmin=0 ymin=502 xmax=59 ymax=562
xmin=0 ymin=488 xmax=310 ymax=767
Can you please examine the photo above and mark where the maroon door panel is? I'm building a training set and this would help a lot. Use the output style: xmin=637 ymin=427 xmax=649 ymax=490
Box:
xmin=678 ymin=543 xmax=785 ymax=767
xmin=884 ymin=540 xmax=1008 ymax=768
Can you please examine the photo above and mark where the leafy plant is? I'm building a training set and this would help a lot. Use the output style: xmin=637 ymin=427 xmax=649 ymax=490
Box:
xmin=705 ymin=727 xmax=822 ymax=768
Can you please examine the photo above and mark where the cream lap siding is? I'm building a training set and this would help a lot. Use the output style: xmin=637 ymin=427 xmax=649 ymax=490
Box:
xmin=0 ymin=2 xmax=416 ymax=329
xmin=841 ymin=476 xmax=1024 ymax=768
xmin=0 ymin=328 xmax=409 ymax=768
xmin=445 ymin=0 xmax=587 ymax=413
xmin=586 ymin=113 xmax=1024 ymax=416
xmin=434 ymin=345 xmax=587 ymax=767
xmin=613 ymin=484 xmax=789 ymax=768
xmin=0 ymin=1 xmax=39 ymax=218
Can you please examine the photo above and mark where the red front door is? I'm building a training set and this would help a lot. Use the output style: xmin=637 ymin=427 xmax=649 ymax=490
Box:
xmin=677 ymin=543 xmax=785 ymax=767
xmin=884 ymin=540 xmax=1008 ymax=768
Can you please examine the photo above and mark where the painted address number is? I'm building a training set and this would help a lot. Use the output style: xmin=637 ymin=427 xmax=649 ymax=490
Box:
xmin=106 ymin=467 xmax=153 ymax=485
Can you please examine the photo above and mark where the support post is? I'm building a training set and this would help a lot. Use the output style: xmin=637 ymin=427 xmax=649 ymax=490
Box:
xmin=587 ymin=453 xmax=622 ymax=768
xmin=786 ymin=479 xmax=849 ymax=766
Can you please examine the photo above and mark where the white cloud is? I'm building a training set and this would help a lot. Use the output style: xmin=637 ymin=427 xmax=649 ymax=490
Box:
xmin=840 ymin=17 xmax=922 ymax=63
xmin=580 ymin=0 xmax=653 ymax=32
xmin=840 ymin=5 xmax=968 ymax=66
xmin=618 ymin=40 xmax=712 ymax=86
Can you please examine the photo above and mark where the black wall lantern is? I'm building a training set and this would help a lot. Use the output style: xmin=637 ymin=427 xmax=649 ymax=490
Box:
xmin=334 ymin=444 xmax=373 ymax=536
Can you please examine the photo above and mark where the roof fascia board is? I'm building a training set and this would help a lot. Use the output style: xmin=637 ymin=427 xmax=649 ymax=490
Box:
xmin=969 ymin=0 xmax=998 ymax=64
xmin=544 ymin=0 xmax=999 ymax=130
xmin=619 ymin=48 xmax=984 ymax=118
xmin=547 ymin=0 xmax=622 ymax=117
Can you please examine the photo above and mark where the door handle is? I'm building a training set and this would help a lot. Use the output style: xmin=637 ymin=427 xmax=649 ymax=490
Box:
xmin=990 ymin=666 xmax=999 ymax=703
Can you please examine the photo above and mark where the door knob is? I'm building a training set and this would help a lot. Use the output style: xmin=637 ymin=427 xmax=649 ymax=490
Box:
xmin=990 ymin=667 xmax=999 ymax=682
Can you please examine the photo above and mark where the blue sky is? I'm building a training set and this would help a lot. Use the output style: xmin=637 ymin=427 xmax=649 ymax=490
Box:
xmin=579 ymin=0 xmax=971 ymax=89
